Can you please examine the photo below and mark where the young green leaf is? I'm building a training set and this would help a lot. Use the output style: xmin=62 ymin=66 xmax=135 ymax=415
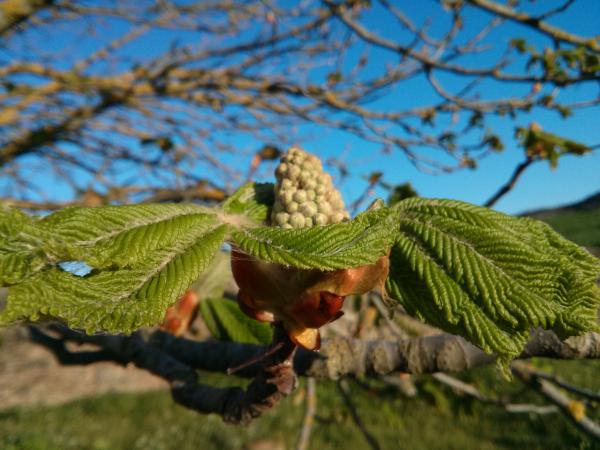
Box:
xmin=0 ymin=207 xmax=53 ymax=285
xmin=386 ymin=198 xmax=600 ymax=367
xmin=230 ymin=207 xmax=397 ymax=270
xmin=222 ymin=182 xmax=274 ymax=224
xmin=199 ymin=297 xmax=273 ymax=345
xmin=38 ymin=203 xmax=215 ymax=257
xmin=1 ymin=204 xmax=228 ymax=333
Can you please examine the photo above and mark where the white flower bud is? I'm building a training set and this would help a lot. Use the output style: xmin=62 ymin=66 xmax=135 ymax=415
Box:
xmin=306 ymin=154 xmax=321 ymax=168
xmin=271 ymin=147 xmax=349 ymax=228
xmin=291 ymin=151 xmax=305 ymax=164
xmin=300 ymin=201 xmax=318 ymax=217
xmin=331 ymin=212 xmax=346 ymax=223
xmin=314 ymin=213 xmax=328 ymax=225
xmin=282 ymin=190 xmax=295 ymax=204
xmin=299 ymin=171 xmax=314 ymax=185
xmin=304 ymin=179 xmax=317 ymax=191
xmin=301 ymin=160 xmax=316 ymax=172
xmin=290 ymin=212 xmax=306 ymax=228
xmin=315 ymin=184 xmax=327 ymax=195
xmin=275 ymin=212 xmax=289 ymax=225
xmin=289 ymin=147 xmax=301 ymax=157
xmin=288 ymin=165 xmax=301 ymax=180
xmin=293 ymin=190 xmax=307 ymax=203
xmin=329 ymin=191 xmax=345 ymax=210
xmin=318 ymin=201 xmax=332 ymax=215
xmin=281 ymin=178 xmax=293 ymax=189
xmin=332 ymin=198 xmax=345 ymax=211
xmin=275 ymin=163 xmax=288 ymax=179
xmin=319 ymin=173 xmax=333 ymax=186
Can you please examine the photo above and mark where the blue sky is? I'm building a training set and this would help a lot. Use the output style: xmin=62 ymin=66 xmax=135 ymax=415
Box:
xmin=249 ymin=0 xmax=600 ymax=215
xmin=4 ymin=1 xmax=599 ymax=215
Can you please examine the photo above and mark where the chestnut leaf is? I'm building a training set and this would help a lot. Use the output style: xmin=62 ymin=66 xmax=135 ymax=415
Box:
xmin=0 ymin=206 xmax=51 ymax=285
xmin=230 ymin=206 xmax=397 ymax=270
xmin=1 ymin=190 xmax=599 ymax=369
xmin=222 ymin=182 xmax=274 ymax=223
xmin=387 ymin=198 xmax=600 ymax=369
xmin=1 ymin=204 xmax=227 ymax=333
xmin=199 ymin=297 xmax=273 ymax=345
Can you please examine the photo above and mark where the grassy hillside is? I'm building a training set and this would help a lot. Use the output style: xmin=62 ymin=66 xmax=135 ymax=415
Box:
xmin=1 ymin=193 xmax=600 ymax=450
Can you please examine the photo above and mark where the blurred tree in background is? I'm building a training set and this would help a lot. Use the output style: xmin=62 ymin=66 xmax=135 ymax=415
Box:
xmin=0 ymin=0 xmax=598 ymax=209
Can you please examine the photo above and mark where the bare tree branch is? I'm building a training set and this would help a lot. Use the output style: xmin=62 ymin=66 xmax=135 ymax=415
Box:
xmin=0 ymin=0 xmax=55 ymax=37
xmin=33 ymin=324 xmax=600 ymax=380
xmin=31 ymin=324 xmax=298 ymax=424
xmin=466 ymin=0 xmax=599 ymax=51
xmin=1 ymin=0 xmax=598 ymax=204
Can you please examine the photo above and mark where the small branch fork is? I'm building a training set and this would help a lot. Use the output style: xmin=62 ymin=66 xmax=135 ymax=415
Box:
xmin=28 ymin=324 xmax=600 ymax=426
xmin=29 ymin=323 xmax=297 ymax=425
xmin=512 ymin=362 xmax=600 ymax=441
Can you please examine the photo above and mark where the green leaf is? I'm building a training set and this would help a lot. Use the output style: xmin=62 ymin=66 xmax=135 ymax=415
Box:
xmin=517 ymin=126 xmax=591 ymax=168
xmin=38 ymin=203 xmax=215 ymax=255
xmin=0 ymin=207 xmax=53 ymax=285
xmin=1 ymin=204 xmax=228 ymax=333
xmin=386 ymin=198 xmax=600 ymax=367
xmin=230 ymin=207 xmax=397 ymax=270
xmin=222 ymin=182 xmax=274 ymax=224
xmin=199 ymin=297 xmax=273 ymax=345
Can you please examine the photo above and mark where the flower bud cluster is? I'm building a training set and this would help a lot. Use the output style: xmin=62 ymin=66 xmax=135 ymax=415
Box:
xmin=271 ymin=147 xmax=349 ymax=228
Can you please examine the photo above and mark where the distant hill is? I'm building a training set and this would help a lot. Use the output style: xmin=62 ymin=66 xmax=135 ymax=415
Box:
xmin=523 ymin=191 xmax=600 ymax=256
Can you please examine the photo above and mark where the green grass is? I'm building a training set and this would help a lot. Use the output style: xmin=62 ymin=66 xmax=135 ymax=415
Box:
xmin=1 ymin=361 xmax=599 ymax=450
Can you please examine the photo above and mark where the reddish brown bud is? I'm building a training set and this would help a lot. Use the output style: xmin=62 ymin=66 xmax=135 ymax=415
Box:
xmin=237 ymin=290 xmax=275 ymax=323
xmin=290 ymin=291 xmax=345 ymax=328
xmin=161 ymin=289 xmax=199 ymax=336
xmin=231 ymin=247 xmax=390 ymax=350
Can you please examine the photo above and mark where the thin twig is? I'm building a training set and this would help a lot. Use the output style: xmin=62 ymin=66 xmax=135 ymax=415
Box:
xmin=513 ymin=362 xmax=600 ymax=441
xmin=466 ymin=0 xmax=598 ymax=51
xmin=432 ymin=372 xmax=558 ymax=415
xmin=371 ymin=296 xmax=409 ymax=339
xmin=296 ymin=378 xmax=317 ymax=450
xmin=337 ymin=379 xmax=382 ymax=450
xmin=484 ymin=156 xmax=533 ymax=208
xmin=534 ymin=372 xmax=600 ymax=403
